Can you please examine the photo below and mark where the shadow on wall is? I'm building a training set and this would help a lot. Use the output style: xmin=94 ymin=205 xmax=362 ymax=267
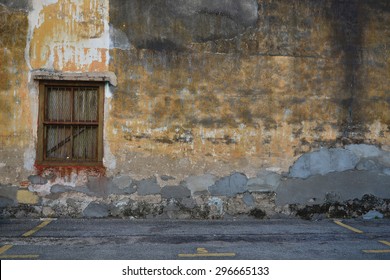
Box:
xmin=109 ymin=0 xmax=258 ymax=51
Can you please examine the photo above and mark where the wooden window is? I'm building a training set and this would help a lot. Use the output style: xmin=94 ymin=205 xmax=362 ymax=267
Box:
xmin=37 ymin=81 xmax=104 ymax=166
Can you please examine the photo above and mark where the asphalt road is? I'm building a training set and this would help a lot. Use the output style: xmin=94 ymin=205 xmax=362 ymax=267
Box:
xmin=0 ymin=218 xmax=390 ymax=260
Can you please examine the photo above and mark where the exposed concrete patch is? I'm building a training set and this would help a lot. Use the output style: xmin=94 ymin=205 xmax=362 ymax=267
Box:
xmin=111 ymin=176 xmax=136 ymax=195
xmin=161 ymin=185 xmax=191 ymax=199
xmin=28 ymin=175 xmax=48 ymax=185
xmin=289 ymin=148 xmax=359 ymax=179
xmin=246 ymin=170 xmax=281 ymax=192
xmin=0 ymin=197 xmax=15 ymax=207
xmin=86 ymin=176 xmax=113 ymax=197
xmin=242 ymin=193 xmax=255 ymax=206
xmin=83 ymin=202 xmax=109 ymax=218
xmin=185 ymin=174 xmax=216 ymax=194
xmin=136 ymin=177 xmax=161 ymax=195
xmin=209 ymin=172 xmax=248 ymax=197
xmin=356 ymin=158 xmax=382 ymax=171
xmin=50 ymin=184 xmax=73 ymax=194
xmin=345 ymin=144 xmax=382 ymax=158
xmin=277 ymin=170 xmax=390 ymax=206
xmin=0 ymin=184 xmax=17 ymax=201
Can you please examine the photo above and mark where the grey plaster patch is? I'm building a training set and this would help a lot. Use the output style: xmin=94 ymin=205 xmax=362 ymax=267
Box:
xmin=180 ymin=197 xmax=196 ymax=209
xmin=185 ymin=174 xmax=216 ymax=194
xmin=276 ymin=170 xmax=390 ymax=206
xmin=263 ymin=173 xmax=282 ymax=188
xmin=242 ymin=193 xmax=255 ymax=206
xmin=289 ymin=148 xmax=359 ymax=179
xmin=50 ymin=184 xmax=72 ymax=194
xmin=83 ymin=202 xmax=109 ymax=218
xmin=0 ymin=196 xmax=15 ymax=207
xmin=113 ymin=176 xmax=133 ymax=189
xmin=379 ymin=151 xmax=390 ymax=167
xmin=356 ymin=158 xmax=381 ymax=171
xmin=109 ymin=25 xmax=131 ymax=50
xmin=247 ymin=177 xmax=265 ymax=186
xmin=209 ymin=172 xmax=248 ymax=196
xmin=248 ymin=171 xmax=282 ymax=191
xmin=136 ymin=177 xmax=161 ymax=196
xmin=0 ymin=184 xmax=17 ymax=200
xmin=74 ymin=186 xmax=93 ymax=196
xmin=345 ymin=144 xmax=382 ymax=158
xmin=86 ymin=177 xmax=118 ymax=197
xmin=28 ymin=175 xmax=48 ymax=185
xmin=161 ymin=185 xmax=191 ymax=199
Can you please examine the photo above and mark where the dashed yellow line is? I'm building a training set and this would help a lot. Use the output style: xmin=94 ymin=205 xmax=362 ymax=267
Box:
xmin=178 ymin=247 xmax=236 ymax=258
xmin=379 ymin=240 xmax=390 ymax=247
xmin=333 ymin=220 xmax=364 ymax=234
xmin=364 ymin=240 xmax=390 ymax=254
xmin=0 ymin=219 xmax=53 ymax=259
xmin=0 ymin=244 xmax=13 ymax=255
xmin=333 ymin=220 xmax=390 ymax=254
xmin=22 ymin=219 xmax=53 ymax=237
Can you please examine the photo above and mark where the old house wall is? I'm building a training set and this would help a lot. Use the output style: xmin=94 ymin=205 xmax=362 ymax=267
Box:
xmin=0 ymin=0 xmax=389 ymax=218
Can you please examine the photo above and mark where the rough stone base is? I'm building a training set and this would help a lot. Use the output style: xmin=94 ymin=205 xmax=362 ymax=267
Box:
xmin=1 ymin=145 xmax=389 ymax=220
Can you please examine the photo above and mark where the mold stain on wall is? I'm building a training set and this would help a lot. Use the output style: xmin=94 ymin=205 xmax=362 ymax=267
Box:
xmin=0 ymin=0 xmax=389 ymax=187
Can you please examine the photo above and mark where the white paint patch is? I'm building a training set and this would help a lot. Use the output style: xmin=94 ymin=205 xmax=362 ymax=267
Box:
xmin=103 ymin=83 xmax=116 ymax=170
xmin=208 ymin=197 xmax=224 ymax=215
xmin=0 ymin=163 xmax=6 ymax=168
xmin=23 ymin=145 xmax=36 ymax=171
xmin=27 ymin=0 xmax=110 ymax=70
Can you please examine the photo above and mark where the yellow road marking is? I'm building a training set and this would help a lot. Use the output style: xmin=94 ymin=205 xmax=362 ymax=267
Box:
xmin=362 ymin=249 xmax=390 ymax=254
xmin=0 ymin=244 xmax=13 ymax=255
xmin=178 ymin=247 xmax=236 ymax=258
xmin=0 ymin=255 xmax=39 ymax=259
xmin=22 ymin=219 xmax=53 ymax=237
xmin=196 ymin=248 xmax=209 ymax=254
xmin=379 ymin=240 xmax=390 ymax=247
xmin=333 ymin=220 xmax=364 ymax=234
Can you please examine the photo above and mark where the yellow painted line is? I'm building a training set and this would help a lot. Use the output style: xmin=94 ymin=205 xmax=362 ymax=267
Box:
xmin=22 ymin=219 xmax=53 ymax=237
xmin=178 ymin=247 xmax=236 ymax=258
xmin=379 ymin=240 xmax=390 ymax=247
xmin=0 ymin=255 xmax=39 ymax=259
xmin=333 ymin=220 xmax=364 ymax=234
xmin=0 ymin=244 xmax=13 ymax=255
xmin=178 ymin=252 xmax=236 ymax=257
xmin=362 ymin=249 xmax=390 ymax=254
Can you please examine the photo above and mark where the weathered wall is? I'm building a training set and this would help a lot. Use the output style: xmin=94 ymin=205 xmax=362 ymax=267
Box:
xmin=107 ymin=0 xmax=390 ymax=178
xmin=0 ymin=2 xmax=30 ymax=184
xmin=0 ymin=0 xmax=389 ymax=218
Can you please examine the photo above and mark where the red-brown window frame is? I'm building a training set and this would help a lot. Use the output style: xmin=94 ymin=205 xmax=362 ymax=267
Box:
xmin=36 ymin=80 xmax=104 ymax=166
